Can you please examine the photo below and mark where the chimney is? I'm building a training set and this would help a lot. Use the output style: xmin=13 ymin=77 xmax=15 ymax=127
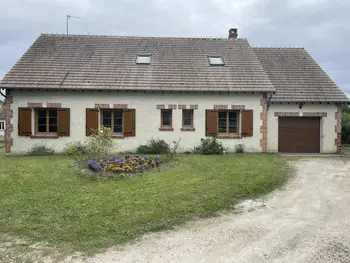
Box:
xmin=228 ymin=28 xmax=238 ymax=39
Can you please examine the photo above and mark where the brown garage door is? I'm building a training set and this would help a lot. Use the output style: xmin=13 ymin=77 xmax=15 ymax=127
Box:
xmin=278 ymin=117 xmax=320 ymax=153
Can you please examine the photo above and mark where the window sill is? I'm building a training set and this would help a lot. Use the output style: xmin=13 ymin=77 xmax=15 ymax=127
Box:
xmin=159 ymin=127 xmax=174 ymax=131
xmin=111 ymin=135 xmax=125 ymax=139
xmin=181 ymin=127 xmax=196 ymax=131
xmin=30 ymin=134 xmax=59 ymax=139
xmin=217 ymin=134 xmax=241 ymax=139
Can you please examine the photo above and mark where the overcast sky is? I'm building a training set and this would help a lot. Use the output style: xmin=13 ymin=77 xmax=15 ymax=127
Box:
xmin=0 ymin=0 xmax=349 ymax=97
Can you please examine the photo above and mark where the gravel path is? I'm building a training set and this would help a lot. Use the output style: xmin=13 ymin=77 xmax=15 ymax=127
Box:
xmin=64 ymin=158 xmax=350 ymax=263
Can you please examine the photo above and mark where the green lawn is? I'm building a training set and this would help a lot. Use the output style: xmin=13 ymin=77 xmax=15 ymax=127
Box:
xmin=0 ymin=153 xmax=290 ymax=252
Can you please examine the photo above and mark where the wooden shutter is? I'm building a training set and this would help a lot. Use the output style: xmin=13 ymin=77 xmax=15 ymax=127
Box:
xmin=86 ymin=108 xmax=99 ymax=136
xmin=58 ymin=108 xmax=70 ymax=136
xmin=205 ymin=110 xmax=218 ymax=136
xmin=241 ymin=110 xmax=253 ymax=137
xmin=123 ymin=109 xmax=136 ymax=136
xmin=18 ymin=107 xmax=32 ymax=136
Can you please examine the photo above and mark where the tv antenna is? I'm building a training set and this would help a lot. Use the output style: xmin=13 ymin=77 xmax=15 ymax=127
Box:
xmin=66 ymin=14 xmax=82 ymax=35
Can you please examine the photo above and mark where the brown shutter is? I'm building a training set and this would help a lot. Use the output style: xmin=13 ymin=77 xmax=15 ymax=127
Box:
xmin=18 ymin=107 xmax=32 ymax=136
xmin=58 ymin=108 xmax=70 ymax=136
xmin=205 ymin=110 xmax=218 ymax=136
xmin=241 ymin=110 xmax=253 ymax=137
xmin=123 ymin=109 xmax=136 ymax=136
xmin=86 ymin=108 xmax=99 ymax=136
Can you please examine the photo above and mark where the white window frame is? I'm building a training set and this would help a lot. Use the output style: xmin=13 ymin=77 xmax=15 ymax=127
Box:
xmin=208 ymin=56 xmax=225 ymax=66
xmin=136 ymin=55 xmax=151 ymax=64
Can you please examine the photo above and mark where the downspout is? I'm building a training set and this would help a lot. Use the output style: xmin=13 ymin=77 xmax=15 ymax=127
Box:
xmin=267 ymin=92 xmax=273 ymax=110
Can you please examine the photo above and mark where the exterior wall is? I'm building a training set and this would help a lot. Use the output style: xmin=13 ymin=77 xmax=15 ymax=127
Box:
xmin=0 ymin=120 xmax=4 ymax=136
xmin=268 ymin=103 xmax=338 ymax=153
xmin=10 ymin=90 xmax=264 ymax=154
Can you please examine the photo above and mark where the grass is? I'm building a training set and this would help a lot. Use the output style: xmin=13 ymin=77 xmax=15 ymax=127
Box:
xmin=0 ymin=153 xmax=290 ymax=253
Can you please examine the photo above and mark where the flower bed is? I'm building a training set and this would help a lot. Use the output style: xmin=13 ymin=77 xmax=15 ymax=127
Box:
xmin=88 ymin=154 xmax=161 ymax=176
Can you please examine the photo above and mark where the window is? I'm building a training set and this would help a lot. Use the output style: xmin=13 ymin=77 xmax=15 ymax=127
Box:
xmin=182 ymin=109 xmax=193 ymax=127
xmin=218 ymin=111 xmax=238 ymax=134
xmin=36 ymin=109 xmax=57 ymax=133
xmin=101 ymin=109 xmax=123 ymax=134
xmin=208 ymin=56 xmax=224 ymax=66
xmin=0 ymin=121 xmax=4 ymax=130
xmin=136 ymin=55 xmax=151 ymax=64
xmin=161 ymin=109 xmax=172 ymax=128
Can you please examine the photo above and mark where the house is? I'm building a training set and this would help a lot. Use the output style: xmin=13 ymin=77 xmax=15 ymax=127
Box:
xmin=0 ymin=28 xmax=348 ymax=154
xmin=0 ymin=101 xmax=5 ymax=137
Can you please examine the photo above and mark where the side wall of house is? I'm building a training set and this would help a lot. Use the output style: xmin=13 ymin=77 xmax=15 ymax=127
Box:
xmin=10 ymin=90 xmax=264 ymax=154
xmin=267 ymin=103 xmax=339 ymax=153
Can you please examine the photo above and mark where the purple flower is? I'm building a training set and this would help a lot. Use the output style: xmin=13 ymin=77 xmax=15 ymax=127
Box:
xmin=88 ymin=159 xmax=103 ymax=172
xmin=125 ymin=154 xmax=131 ymax=159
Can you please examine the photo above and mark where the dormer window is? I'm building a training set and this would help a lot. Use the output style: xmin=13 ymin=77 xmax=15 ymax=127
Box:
xmin=208 ymin=56 xmax=224 ymax=66
xmin=136 ymin=55 xmax=151 ymax=64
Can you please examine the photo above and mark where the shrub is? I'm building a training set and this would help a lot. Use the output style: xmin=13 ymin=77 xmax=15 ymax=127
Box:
xmin=136 ymin=138 xmax=170 ymax=154
xmin=342 ymin=112 xmax=350 ymax=144
xmin=65 ymin=141 xmax=87 ymax=156
xmin=88 ymin=154 xmax=161 ymax=179
xmin=193 ymin=137 xmax=224 ymax=155
xmin=27 ymin=144 xmax=54 ymax=156
xmin=235 ymin=144 xmax=245 ymax=154
xmin=85 ymin=126 xmax=116 ymax=158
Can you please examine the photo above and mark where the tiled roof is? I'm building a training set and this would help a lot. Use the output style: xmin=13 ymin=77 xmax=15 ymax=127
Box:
xmin=254 ymin=48 xmax=349 ymax=102
xmin=0 ymin=34 xmax=274 ymax=92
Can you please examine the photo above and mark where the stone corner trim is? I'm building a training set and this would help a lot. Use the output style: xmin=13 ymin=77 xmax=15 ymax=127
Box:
xmin=335 ymin=105 xmax=342 ymax=152
xmin=4 ymin=90 xmax=13 ymax=153
xmin=95 ymin=103 xmax=109 ymax=109
xmin=274 ymin=112 xmax=300 ymax=117
xmin=302 ymin=112 xmax=327 ymax=117
xmin=260 ymin=94 xmax=268 ymax=152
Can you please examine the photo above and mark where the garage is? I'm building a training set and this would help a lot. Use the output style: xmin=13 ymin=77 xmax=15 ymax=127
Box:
xmin=278 ymin=117 xmax=320 ymax=153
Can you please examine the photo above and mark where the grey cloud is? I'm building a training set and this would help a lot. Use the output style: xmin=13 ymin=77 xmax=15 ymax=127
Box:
xmin=0 ymin=0 xmax=349 ymax=94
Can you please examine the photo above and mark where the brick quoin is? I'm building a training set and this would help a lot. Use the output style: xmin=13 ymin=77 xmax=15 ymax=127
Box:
xmin=4 ymin=90 xmax=13 ymax=153
xmin=335 ymin=104 xmax=342 ymax=152
xmin=95 ymin=103 xmax=109 ymax=108
xmin=260 ymin=93 xmax=268 ymax=152
xmin=46 ymin=103 xmax=62 ymax=108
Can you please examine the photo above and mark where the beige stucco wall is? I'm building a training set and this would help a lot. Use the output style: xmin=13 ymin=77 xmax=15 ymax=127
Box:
xmin=10 ymin=90 xmax=264 ymax=154
xmin=268 ymin=103 xmax=338 ymax=153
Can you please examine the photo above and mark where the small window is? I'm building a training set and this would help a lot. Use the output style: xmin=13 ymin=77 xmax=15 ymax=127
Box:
xmin=0 ymin=121 xmax=4 ymax=130
xmin=136 ymin=55 xmax=151 ymax=64
xmin=161 ymin=109 xmax=172 ymax=127
xmin=218 ymin=110 xmax=238 ymax=134
xmin=182 ymin=109 xmax=193 ymax=127
xmin=101 ymin=109 xmax=123 ymax=134
xmin=208 ymin=56 xmax=224 ymax=66
xmin=36 ymin=108 xmax=58 ymax=133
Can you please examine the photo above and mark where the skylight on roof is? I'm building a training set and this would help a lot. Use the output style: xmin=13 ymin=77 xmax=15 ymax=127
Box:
xmin=208 ymin=56 xmax=224 ymax=66
xmin=136 ymin=55 xmax=151 ymax=64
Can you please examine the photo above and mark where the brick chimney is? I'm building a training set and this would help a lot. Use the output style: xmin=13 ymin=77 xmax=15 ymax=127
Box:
xmin=228 ymin=28 xmax=238 ymax=39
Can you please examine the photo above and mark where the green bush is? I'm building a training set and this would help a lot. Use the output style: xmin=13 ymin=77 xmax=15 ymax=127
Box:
xmin=235 ymin=143 xmax=245 ymax=154
xmin=136 ymin=138 xmax=170 ymax=154
xmin=342 ymin=112 xmax=350 ymax=144
xmin=27 ymin=144 xmax=54 ymax=156
xmin=193 ymin=137 xmax=225 ymax=155
xmin=85 ymin=126 xmax=116 ymax=158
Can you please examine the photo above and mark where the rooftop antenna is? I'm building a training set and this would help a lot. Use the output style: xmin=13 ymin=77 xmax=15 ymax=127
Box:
xmin=66 ymin=14 xmax=82 ymax=35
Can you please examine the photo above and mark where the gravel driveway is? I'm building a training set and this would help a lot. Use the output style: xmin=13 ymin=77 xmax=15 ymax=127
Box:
xmin=65 ymin=158 xmax=350 ymax=263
